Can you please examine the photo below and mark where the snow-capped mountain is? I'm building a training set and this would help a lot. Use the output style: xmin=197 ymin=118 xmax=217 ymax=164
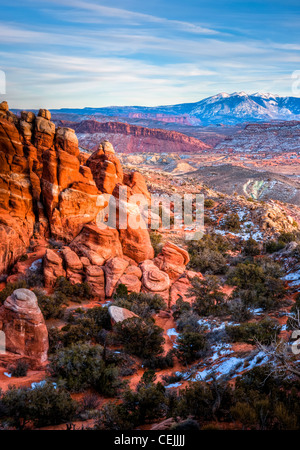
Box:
xmin=51 ymin=92 xmax=300 ymax=125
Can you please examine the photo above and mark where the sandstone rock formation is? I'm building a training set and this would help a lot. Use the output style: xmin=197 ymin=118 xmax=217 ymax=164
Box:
xmin=43 ymin=249 xmax=65 ymax=288
xmin=69 ymin=224 xmax=123 ymax=265
xmin=140 ymin=260 xmax=170 ymax=302
xmin=85 ymin=265 xmax=105 ymax=299
xmin=86 ymin=140 xmax=123 ymax=194
xmin=103 ymin=257 xmax=129 ymax=297
xmin=108 ymin=305 xmax=139 ymax=324
xmin=73 ymin=119 xmax=211 ymax=154
xmin=154 ymin=241 xmax=190 ymax=280
xmin=0 ymin=289 xmax=48 ymax=368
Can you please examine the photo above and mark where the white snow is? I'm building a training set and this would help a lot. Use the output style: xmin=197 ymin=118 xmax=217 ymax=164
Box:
xmin=165 ymin=382 xmax=182 ymax=389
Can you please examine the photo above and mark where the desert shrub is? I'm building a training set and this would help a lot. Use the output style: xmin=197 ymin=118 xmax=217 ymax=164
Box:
xmin=0 ymin=280 xmax=27 ymax=304
xmin=114 ymin=283 xmax=128 ymax=299
xmin=60 ymin=317 xmax=99 ymax=347
xmin=33 ymin=288 xmax=66 ymax=319
xmin=114 ymin=317 xmax=164 ymax=359
xmin=80 ymin=393 xmax=100 ymax=413
xmin=187 ymin=233 xmax=231 ymax=274
xmin=142 ymin=350 xmax=175 ymax=370
xmin=176 ymin=380 xmax=234 ymax=422
xmin=8 ymin=360 xmax=28 ymax=378
xmin=96 ymin=382 xmax=167 ymax=429
xmin=171 ymin=297 xmax=191 ymax=320
xmin=162 ymin=372 xmax=183 ymax=385
xmin=0 ymin=383 xmax=77 ymax=429
xmin=242 ymin=237 xmax=261 ymax=257
xmin=176 ymin=311 xmax=201 ymax=333
xmin=204 ymin=199 xmax=215 ymax=208
xmin=227 ymin=260 xmax=285 ymax=310
xmin=265 ymin=231 xmax=300 ymax=254
xmin=176 ymin=332 xmax=207 ymax=364
xmin=189 ymin=275 xmax=227 ymax=316
xmin=114 ymin=292 xmax=166 ymax=319
xmin=265 ymin=240 xmax=285 ymax=254
xmin=150 ymin=231 xmax=163 ymax=256
xmin=49 ymin=343 xmax=121 ymax=396
xmin=85 ymin=306 xmax=112 ymax=331
xmin=225 ymin=318 xmax=280 ymax=344
xmin=19 ymin=254 xmax=28 ymax=262
xmin=222 ymin=213 xmax=241 ymax=232
xmin=228 ymin=298 xmax=253 ymax=323
xmin=54 ymin=276 xmax=91 ymax=303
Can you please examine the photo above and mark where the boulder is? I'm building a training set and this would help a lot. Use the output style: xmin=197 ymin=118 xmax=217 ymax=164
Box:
xmin=108 ymin=305 xmax=138 ymax=324
xmin=0 ymin=289 xmax=48 ymax=367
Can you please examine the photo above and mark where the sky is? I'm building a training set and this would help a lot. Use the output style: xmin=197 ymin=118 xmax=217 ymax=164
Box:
xmin=0 ymin=0 xmax=299 ymax=108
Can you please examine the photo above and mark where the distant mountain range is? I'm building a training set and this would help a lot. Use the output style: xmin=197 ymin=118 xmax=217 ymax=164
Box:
xmin=51 ymin=92 xmax=300 ymax=125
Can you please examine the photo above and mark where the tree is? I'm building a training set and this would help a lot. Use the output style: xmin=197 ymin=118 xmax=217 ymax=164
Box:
xmin=0 ymin=383 xmax=77 ymax=429
xmin=49 ymin=343 xmax=120 ymax=395
xmin=176 ymin=332 xmax=207 ymax=364
xmin=189 ymin=275 xmax=226 ymax=316
xmin=114 ymin=317 xmax=165 ymax=359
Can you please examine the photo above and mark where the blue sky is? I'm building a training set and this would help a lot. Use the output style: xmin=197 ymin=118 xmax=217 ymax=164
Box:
xmin=0 ymin=0 xmax=299 ymax=108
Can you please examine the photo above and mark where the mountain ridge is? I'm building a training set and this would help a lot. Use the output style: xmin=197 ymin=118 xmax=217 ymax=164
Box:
xmin=41 ymin=92 xmax=300 ymax=125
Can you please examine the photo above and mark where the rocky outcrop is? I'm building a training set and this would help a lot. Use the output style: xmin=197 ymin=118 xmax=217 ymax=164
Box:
xmin=140 ymin=260 xmax=170 ymax=302
xmin=154 ymin=242 xmax=190 ymax=281
xmin=74 ymin=120 xmax=211 ymax=154
xmin=86 ymin=140 xmax=123 ymax=194
xmin=43 ymin=249 xmax=65 ymax=288
xmin=85 ymin=265 xmax=105 ymax=299
xmin=62 ymin=247 xmax=83 ymax=284
xmin=41 ymin=126 xmax=102 ymax=241
xmin=69 ymin=223 xmax=123 ymax=265
xmin=0 ymin=289 xmax=48 ymax=368
xmin=103 ymin=257 xmax=129 ymax=297
xmin=0 ymin=105 xmax=36 ymax=273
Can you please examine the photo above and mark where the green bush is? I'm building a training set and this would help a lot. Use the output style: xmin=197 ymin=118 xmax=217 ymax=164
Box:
xmin=227 ymin=260 xmax=285 ymax=310
xmin=242 ymin=238 xmax=261 ymax=256
xmin=8 ymin=360 xmax=28 ymax=378
xmin=222 ymin=213 xmax=241 ymax=232
xmin=187 ymin=233 xmax=231 ymax=274
xmin=54 ymin=276 xmax=91 ymax=303
xmin=0 ymin=383 xmax=77 ymax=429
xmin=226 ymin=318 xmax=280 ymax=344
xmin=176 ymin=332 xmax=207 ymax=364
xmin=204 ymin=199 xmax=215 ymax=208
xmin=96 ymin=382 xmax=167 ymax=429
xmin=0 ymin=280 xmax=27 ymax=304
xmin=49 ymin=343 xmax=121 ymax=395
xmin=114 ymin=317 xmax=165 ymax=359
xmin=33 ymin=288 xmax=66 ymax=319
xmin=189 ymin=275 xmax=227 ymax=316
